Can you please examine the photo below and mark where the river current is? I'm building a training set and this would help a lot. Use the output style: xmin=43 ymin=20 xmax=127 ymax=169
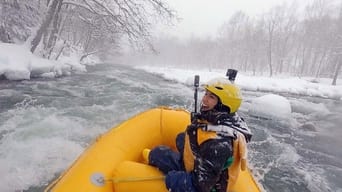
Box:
xmin=0 ymin=64 xmax=341 ymax=192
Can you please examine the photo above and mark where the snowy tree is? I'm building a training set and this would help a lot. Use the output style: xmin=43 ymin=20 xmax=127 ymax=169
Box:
xmin=331 ymin=4 xmax=342 ymax=85
xmin=0 ymin=0 xmax=42 ymax=43
xmin=29 ymin=0 xmax=176 ymax=59
xmin=1 ymin=0 xmax=176 ymax=60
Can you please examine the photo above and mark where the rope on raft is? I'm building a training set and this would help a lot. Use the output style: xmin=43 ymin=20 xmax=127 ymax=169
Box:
xmin=111 ymin=175 xmax=165 ymax=183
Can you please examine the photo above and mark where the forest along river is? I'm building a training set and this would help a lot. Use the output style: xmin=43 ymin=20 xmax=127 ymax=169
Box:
xmin=0 ymin=63 xmax=341 ymax=192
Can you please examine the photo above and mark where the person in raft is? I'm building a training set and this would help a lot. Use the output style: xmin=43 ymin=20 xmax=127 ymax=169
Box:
xmin=142 ymin=77 xmax=253 ymax=192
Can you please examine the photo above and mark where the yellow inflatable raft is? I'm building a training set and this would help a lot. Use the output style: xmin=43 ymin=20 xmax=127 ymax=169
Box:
xmin=45 ymin=107 xmax=261 ymax=192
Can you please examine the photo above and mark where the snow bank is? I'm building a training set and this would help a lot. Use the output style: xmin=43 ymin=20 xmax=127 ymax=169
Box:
xmin=0 ymin=43 xmax=91 ymax=80
xmin=136 ymin=66 xmax=342 ymax=100
xmin=0 ymin=43 xmax=32 ymax=80
xmin=249 ymin=94 xmax=292 ymax=120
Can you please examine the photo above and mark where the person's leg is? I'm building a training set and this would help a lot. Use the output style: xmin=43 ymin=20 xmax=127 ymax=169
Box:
xmin=149 ymin=145 xmax=183 ymax=174
xmin=176 ymin=132 xmax=185 ymax=153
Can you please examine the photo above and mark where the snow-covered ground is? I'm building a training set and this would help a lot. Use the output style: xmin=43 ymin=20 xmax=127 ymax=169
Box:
xmin=135 ymin=65 xmax=342 ymax=100
xmin=0 ymin=43 xmax=99 ymax=80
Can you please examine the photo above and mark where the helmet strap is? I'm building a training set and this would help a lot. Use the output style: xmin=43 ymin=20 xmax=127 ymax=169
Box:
xmin=214 ymin=100 xmax=230 ymax=113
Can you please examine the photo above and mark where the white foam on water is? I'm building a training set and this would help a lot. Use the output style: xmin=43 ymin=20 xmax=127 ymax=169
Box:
xmin=297 ymin=164 xmax=332 ymax=192
xmin=290 ymin=99 xmax=330 ymax=116
xmin=0 ymin=137 xmax=83 ymax=191
xmin=0 ymin=76 xmax=178 ymax=191
xmin=0 ymin=101 xmax=111 ymax=191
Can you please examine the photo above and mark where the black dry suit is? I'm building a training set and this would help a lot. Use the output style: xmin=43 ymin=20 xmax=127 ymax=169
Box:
xmin=148 ymin=110 xmax=252 ymax=192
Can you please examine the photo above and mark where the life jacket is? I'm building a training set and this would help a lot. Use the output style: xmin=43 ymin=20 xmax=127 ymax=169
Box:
xmin=182 ymin=124 xmax=248 ymax=191
xmin=183 ymin=128 xmax=217 ymax=172
xmin=228 ymin=132 xmax=247 ymax=190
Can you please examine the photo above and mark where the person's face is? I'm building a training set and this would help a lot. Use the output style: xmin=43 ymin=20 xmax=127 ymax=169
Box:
xmin=201 ymin=90 xmax=218 ymax=111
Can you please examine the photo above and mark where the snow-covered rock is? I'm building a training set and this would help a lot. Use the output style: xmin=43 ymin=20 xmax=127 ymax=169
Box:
xmin=248 ymin=94 xmax=292 ymax=120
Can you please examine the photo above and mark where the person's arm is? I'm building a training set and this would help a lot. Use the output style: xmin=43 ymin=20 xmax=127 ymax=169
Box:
xmin=165 ymin=138 xmax=232 ymax=192
xmin=192 ymin=138 xmax=233 ymax=192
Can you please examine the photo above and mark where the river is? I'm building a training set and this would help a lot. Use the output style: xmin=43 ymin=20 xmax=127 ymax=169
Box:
xmin=0 ymin=63 xmax=341 ymax=192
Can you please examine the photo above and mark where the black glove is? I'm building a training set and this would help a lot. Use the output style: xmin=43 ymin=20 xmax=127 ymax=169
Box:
xmin=200 ymin=111 xmax=229 ymax=125
xmin=186 ymin=123 xmax=202 ymax=156
xmin=186 ymin=123 xmax=198 ymax=135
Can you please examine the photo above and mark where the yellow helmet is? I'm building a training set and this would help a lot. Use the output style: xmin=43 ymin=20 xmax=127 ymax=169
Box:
xmin=204 ymin=78 xmax=242 ymax=113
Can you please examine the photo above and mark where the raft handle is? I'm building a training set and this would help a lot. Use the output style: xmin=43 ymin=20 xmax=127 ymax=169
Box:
xmin=90 ymin=173 xmax=105 ymax=186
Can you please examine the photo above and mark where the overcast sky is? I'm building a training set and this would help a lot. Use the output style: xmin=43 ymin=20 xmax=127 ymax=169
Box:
xmin=158 ymin=0 xmax=314 ymax=39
